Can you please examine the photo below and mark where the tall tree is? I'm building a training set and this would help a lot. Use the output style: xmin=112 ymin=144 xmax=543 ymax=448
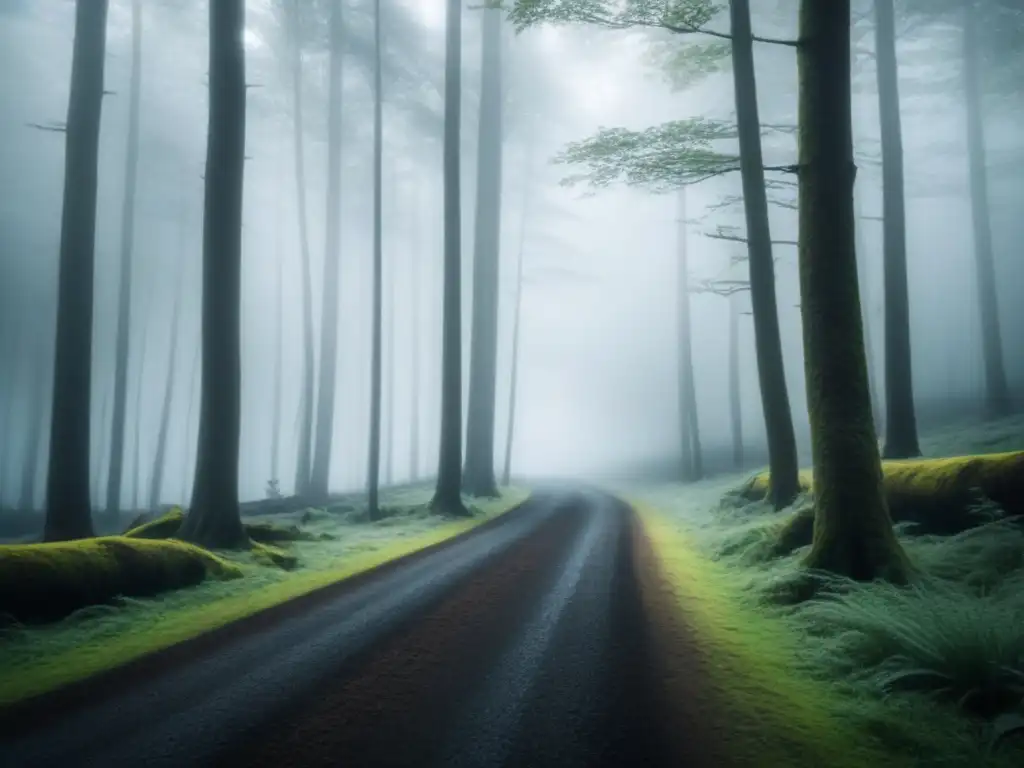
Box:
xmin=728 ymin=292 xmax=744 ymax=468
xmin=44 ymin=0 xmax=109 ymax=541
xmin=873 ymin=0 xmax=920 ymax=459
xmin=852 ymin=178 xmax=884 ymax=432
xmin=728 ymin=0 xmax=798 ymax=505
xmin=368 ymin=0 xmax=385 ymax=520
xmin=797 ymin=0 xmax=908 ymax=581
xmin=129 ymin=313 xmax=150 ymax=511
xmin=383 ymin=228 xmax=395 ymax=486
xmin=19 ymin=351 xmax=48 ymax=512
xmin=271 ymin=201 xmax=284 ymax=487
xmin=432 ymin=0 xmax=470 ymax=516
xmin=961 ymin=0 xmax=1010 ymax=416
xmin=105 ymin=0 xmax=143 ymax=521
xmin=409 ymin=183 xmax=422 ymax=482
xmin=309 ymin=0 xmax=345 ymax=501
xmin=675 ymin=187 xmax=702 ymax=481
xmin=147 ymin=243 xmax=185 ymax=510
xmin=463 ymin=4 xmax=505 ymax=498
xmin=178 ymin=0 xmax=248 ymax=549
xmin=289 ymin=0 xmax=316 ymax=498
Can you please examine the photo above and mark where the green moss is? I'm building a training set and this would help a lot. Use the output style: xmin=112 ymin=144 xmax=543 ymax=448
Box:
xmin=123 ymin=508 xmax=185 ymax=539
xmin=0 ymin=536 xmax=241 ymax=623
xmin=125 ymin=508 xmax=317 ymax=548
xmin=251 ymin=541 xmax=299 ymax=570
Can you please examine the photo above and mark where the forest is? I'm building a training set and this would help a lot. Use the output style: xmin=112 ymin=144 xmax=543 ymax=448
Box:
xmin=0 ymin=1 xmax=1023 ymax=766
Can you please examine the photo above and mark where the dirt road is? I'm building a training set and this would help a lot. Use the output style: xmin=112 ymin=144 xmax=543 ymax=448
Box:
xmin=1 ymin=489 xmax=701 ymax=768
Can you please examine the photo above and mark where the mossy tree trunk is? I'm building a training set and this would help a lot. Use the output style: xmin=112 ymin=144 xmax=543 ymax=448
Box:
xmin=728 ymin=292 xmax=744 ymax=469
xmin=676 ymin=188 xmax=703 ymax=482
xmin=105 ymin=0 xmax=142 ymax=523
xmin=874 ymin=0 xmax=921 ymax=460
xmin=796 ymin=0 xmax=909 ymax=582
xmin=962 ymin=0 xmax=1011 ymax=418
xmin=729 ymin=0 xmax=800 ymax=507
xmin=44 ymin=0 xmax=109 ymax=542
xmin=309 ymin=0 xmax=345 ymax=502
xmin=463 ymin=3 xmax=504 ymax=499
xmin=432 ymin=0 xmax=470 ymax=517
xmin=367 ymin=0 xmax=384 ymax=522
xmin=290 ymin=0 xmax=316 ymax=499
xmin=178 ymin=0 xmax=248 ymax=550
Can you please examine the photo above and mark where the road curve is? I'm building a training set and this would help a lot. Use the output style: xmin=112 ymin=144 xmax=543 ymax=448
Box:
xmin=1 ymin=489 xmax=684 ymax=768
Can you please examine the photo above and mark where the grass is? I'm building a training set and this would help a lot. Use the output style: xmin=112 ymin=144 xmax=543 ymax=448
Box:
xmin=0 ymin=485 xmax=529 ymax=707
xmin=627 ymin=414 xmax=1024 ymax=765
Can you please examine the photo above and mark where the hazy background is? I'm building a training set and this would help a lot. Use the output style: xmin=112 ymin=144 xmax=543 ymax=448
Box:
xmin=1 ymin=0 xmax=1021 ymax=506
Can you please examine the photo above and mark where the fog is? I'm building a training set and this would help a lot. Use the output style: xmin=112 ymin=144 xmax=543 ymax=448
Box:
xmin=1 ymin=0 xmax=1021 ymax=510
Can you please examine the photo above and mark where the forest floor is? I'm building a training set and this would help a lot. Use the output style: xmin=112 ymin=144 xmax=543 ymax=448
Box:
xmin=623 ymin=413 xmax=1024 ymax=766
xmin=0 ymin=485 xmax=529 ymax=706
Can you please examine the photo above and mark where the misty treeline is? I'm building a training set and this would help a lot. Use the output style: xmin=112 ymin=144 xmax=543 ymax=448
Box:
xmin=502 ymin=0 xmax=1022 ymax=581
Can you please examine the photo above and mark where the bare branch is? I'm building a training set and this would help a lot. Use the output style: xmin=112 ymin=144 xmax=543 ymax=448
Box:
xmin=27 ymin=121 xmax=66 ymax=133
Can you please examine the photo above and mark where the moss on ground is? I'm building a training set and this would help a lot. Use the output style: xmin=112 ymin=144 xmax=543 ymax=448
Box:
xmin=0 ymin=486 xmax=530 ymax=707
xmin=0 ymin=537 xmax=241 ymax=624
xmin=124 ymin=508 xmax=318 ymax=544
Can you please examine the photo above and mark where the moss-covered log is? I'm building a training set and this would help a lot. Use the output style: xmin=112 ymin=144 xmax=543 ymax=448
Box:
xmin=795 ymin=0 xmax=909 ymax=582
xmin=124 ymin=508 xmax=313 ymax=547
xmin=0 ymin=536 xmax=240 ymax=623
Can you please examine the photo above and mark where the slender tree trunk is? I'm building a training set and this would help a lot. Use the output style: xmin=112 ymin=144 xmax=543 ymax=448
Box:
xmin=367 ymin=0 xmax=384 ymax=520
xmin=178 ymin=0 xmax=248 ymax=549
xmin=502 ymin=141 xmax=533 ymax=487
xmin=271 ymin=211 xmax=283 ymax=485
xmin=20 ymin=352 xmax=48 ymax=512
xmin=962 ymin=0 xmax=1011 ymax=417
xmin=309 ymin=0 xmax=345 ymax=501
xmin=93 ymin=371 xmax=111 ymax=509
xmin=290 ymin=0 xmax=315 ymax=498
xmin=409 ymin=183 xmax=422 ymax=482
xmin=130 ymin=313 xmax=150 ymax=512
xmin=104 ymin=0 xmax=142 ymax=521
xmin=44 ymin=0 xmax=109 ymax=541
xmin=797 ymin=0 xmax=909 ymax=582
xmin=676 ymin=188 xmax=702 ymax=481
xmin=728 ymin=0 xmax=799 ymax=507
xmin=181 ymin=342 xmax=199 ymax=503
xmin=853 ymin=178 xmax=884 ymax=433
xmin=432 ymin=0 xmax=469 ymax=516
xmin=728 ymin=292 xmax=744 ymax=469
xmin=874 ymin=0 xmax=920 ymax=459
xmin=463 ymin=4 xmax=504 ymax=498
xmin=147 ymin=248 xmax=185 ymax=510
xmin=384 ymin=209 xmax=395 ymax=486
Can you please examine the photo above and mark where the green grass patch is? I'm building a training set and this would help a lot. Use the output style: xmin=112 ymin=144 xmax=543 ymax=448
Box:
xmin=0 ymin=486 xmax=530 ymax=707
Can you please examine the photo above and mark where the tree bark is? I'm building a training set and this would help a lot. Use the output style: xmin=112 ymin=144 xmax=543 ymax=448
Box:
xmin=181 ymin=341 xmax=199 ymax=503
xmin=463 ymin=4 xmax=504 ymax=498
xmin=728 ymin=292 xmax=744 ymax=469
xmin=367 ymin=0 xmax=384 ymax=521
xmin=675 ymin=187 xmax=702 ymax=481
xmin=962 ymin=0 xmax=1011 ymax=417
xmin=147 ymin=243 xmax=185 ymax=510
xmin=797 ymin=0 xmax=909 ymax=582
xmin=290 ymin=0 xmax=316 ymax=498
xmin=178 ymin=0 xmax=248 ymax=549
xmin=44 ymin=0 xmax=109 ymax=541
xmin=309 ymin=0 xmax=345 ymax=501
xmin=874 ymin=0 xmax=920 ymax=459
xmin=728 ymin=0 xmax=800 ymax=507
xmin=432 ymin=0 xmax=470 ymax=516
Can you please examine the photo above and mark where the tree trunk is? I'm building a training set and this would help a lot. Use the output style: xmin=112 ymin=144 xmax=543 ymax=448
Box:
xmin=20 ymin=352 xmax=48 ymax=512
xmin=130 ymin=311 xmax=150 ymax=512
xmin=796 ymin=0 xmax=909 ymax=582
xmin=147 ymin=247 xmax=184 ymax=510
xmin=271 ymin=190 xmax=284 ymax=485
xmin=309 ymin=0 xmax=345 ymax=501
xmin=409 ymin=182 xmax=422 ymax=482
xmin=431 ymin=0 xmax=469 ymax=516
xmin=853 ymin=177 xmax=884 ymax=433
xmin=676 ymin=187 xmax=702 ymax=481
xmin=962 ymin=0 xmax=1011 ymax=417
xmin=44 ymin=0 xmax=109 ymax=541
xmin=105 ymin=0 xmax=142 ymax=522
xmin=93 ymin=372 xmax=111 ymax=509
xmin=728 ymin=0 xmax=800 ymax=507
xmin=367 ymin=0 xmax=384 ymax=521
xmin=874 ymin=0 xmax=921 ymax=459
xmin=463 ymin=4 xmax=504 ymax=499
xmin=181 ymin=341 xmax=199 ymax=503
xmin=178 ymin=0 xmax=248 ymax=549
xmin=290 ymin=0 xmax=316 ymax=498
xmin=502 ymin=141 xmax=533 ymax=487
xmin=728 ymin=292 xmax=744 ymax=469
xmin=384 ymin=200 xmax=395 ymax=486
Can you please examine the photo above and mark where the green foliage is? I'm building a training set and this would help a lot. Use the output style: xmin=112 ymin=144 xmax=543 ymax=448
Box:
xmin=503 ymin=0 xmax=722 ymax=34
xmin=643 ymin=37 xmax=731 ymax=89
xmin=554 ymin=118 xmax=739 ymax=191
